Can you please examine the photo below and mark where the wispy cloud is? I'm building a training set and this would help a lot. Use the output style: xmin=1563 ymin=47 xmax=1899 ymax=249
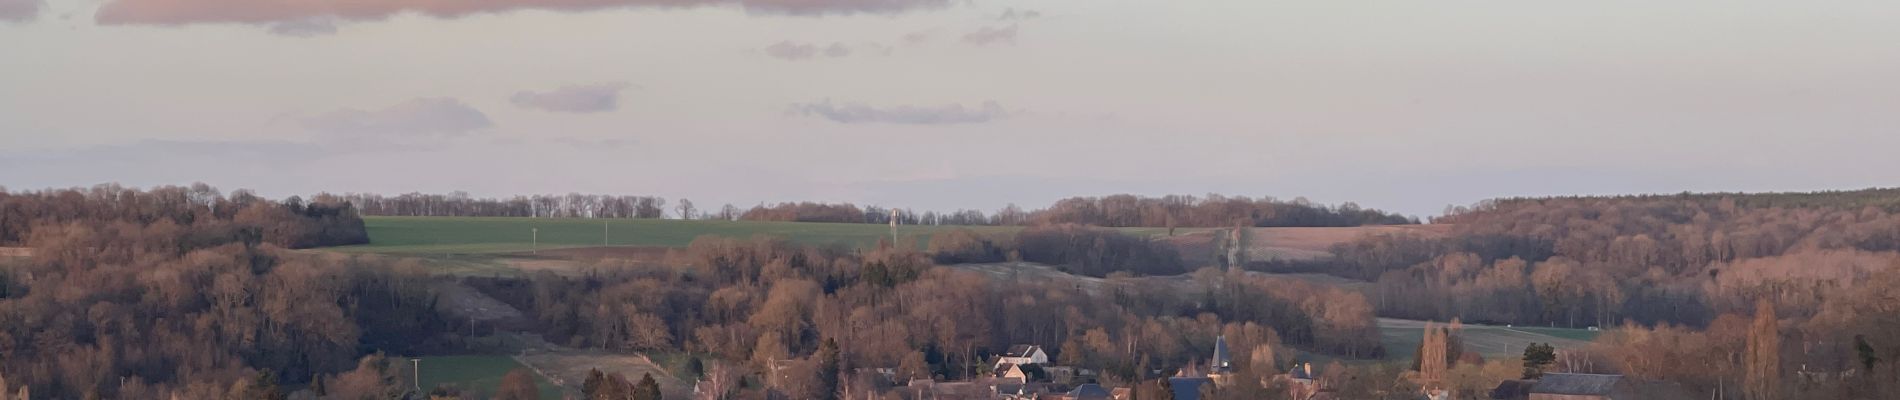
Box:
xmin=998 ymin=8 xmax=1040 ymax=21
xmin=510 ymin=82 xmax=633 ymax=113
xmin=303 ymin=97 xmax=493 ymax=136
xmin=790 ymin=100 xmax=1011 ymax=125
xmin=764 ymin=41 xmax=852 ymax=60
xmin=762 ymin=41 xmax=892 ymax=60
xmin=962 ymin=25 xmax=1017 ymax=46
xmin=0 ymin=0 xmax=40 ymax=22
xmin=95 ymin=0 xmax=956 ymax=27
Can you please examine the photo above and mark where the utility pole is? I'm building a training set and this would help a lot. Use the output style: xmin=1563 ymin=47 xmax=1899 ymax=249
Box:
xmin=604 ymin=219 xmax=610 ymax=246
xmin=889 ymin=208 xmax=899 ymax=249
xmin=411 ymin=358 xmax=422 ymax=392
xmin=531 ymin=228 xmax=539 ymax=254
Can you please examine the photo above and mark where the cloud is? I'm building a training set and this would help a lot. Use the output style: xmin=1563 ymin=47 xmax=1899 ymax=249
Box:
xmin=510 ymin=82 xmax=633 ymax=113
xmin=94 ymin=0 xmax=956 ymax=27
xmin=962 ymin=25 xmax=1017 ymax=46
xmin=763 ymin=41 xmax=850 ymax=60
xmin=267 ymin=16 xmax=338 ymax=36
xmin=790 ymin=100 xmax=1011 ymax=125
xmin=551 ymin=137 xmax=635 ymax=149
xmin=0 ymin=0 xmax=40 ymax=22
xmin=902 ymin=31 xmax=933 ymax=45
xmin=303 ymin=97 xmax=493 ymax=136
xmin=998 ymin=8 xmax=1039 ymax=21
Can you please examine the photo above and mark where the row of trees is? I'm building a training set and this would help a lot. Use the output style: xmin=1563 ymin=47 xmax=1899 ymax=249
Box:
xmin=332 ymin=192 xmax=669 ymax=219
xmin=320 ymin=190 xmax=1417 ymax=228
xmin=0 ymin=184 xmax=368 ymax=249
xmin=924 ymin=224 xmax=1187 ymax=277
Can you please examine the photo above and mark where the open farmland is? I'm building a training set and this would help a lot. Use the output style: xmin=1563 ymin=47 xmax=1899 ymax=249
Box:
xmin=414 ymin=355 xmax=564 ymax=399
xmin=330 ymin=216 xmax=1023 ymax=255
xmin=1166 ymin=224 xmax=1453 ymax=266
xmin=1376 ymin=318 xmax=1598 ymax=362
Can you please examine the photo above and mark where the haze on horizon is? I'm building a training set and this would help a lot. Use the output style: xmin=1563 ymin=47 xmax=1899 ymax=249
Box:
xmin=4 ymin=0 xmax=1899 ymax=218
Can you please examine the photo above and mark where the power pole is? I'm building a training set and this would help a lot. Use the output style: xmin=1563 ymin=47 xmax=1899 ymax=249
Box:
xmin=411 ymin=358 xmax=422 ymax=392
xmin=531 ymin=228 xmax=539 ymax=254
xmin=604 ymin=219 xmax=610 ymax=246
xmin=889 ymin=208 xmax=900 ymax=249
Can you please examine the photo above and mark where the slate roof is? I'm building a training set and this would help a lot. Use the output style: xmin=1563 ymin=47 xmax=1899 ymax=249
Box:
xmin=1169 ymin=377 xmax=1212 ymax=400
xmin=1005 ymin=345 xmax=1043 ymax=358
xmin=1068 ymin=383 xmax=1113 ymax=400
xmin=1489 ymin=379 xmax=1534 ymax=399
xmin=1211 ymin=336 xmax=1231 ymax=372
xmin=1530 ymin=373 xmax=1623 ymax=396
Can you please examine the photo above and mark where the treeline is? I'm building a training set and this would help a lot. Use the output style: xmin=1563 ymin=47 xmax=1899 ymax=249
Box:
xmin=0 ymin=183 xmax=367 ymax=249
xmin=327 ymin=191 xmax=1417 ymax=228
xmin=925 ymin=224 xmax=1187 ymax=277
xmin=1029 ymin=194 xmax=1417 ymax=227
xmin=740 ymin=194 xmax=1417 ymax=227
xmin=0 ymin=185 xmax=458 ymax=399
xmin=1277 ymin=190 xmax=1900 ymax=398
xmin=332 ymin=192 xmax=668 ymax=218
xmin=1446 ymin=187 xmax=1900 ymax=217
xmin=467 ymin=235 xmax=1381 ymax=399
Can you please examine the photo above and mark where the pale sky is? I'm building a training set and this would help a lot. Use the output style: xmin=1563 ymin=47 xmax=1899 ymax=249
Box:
xmin=3 ymin=0 xmax=1899 ymax=217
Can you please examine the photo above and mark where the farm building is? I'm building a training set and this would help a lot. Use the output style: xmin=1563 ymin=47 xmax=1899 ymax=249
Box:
xmin=1529 ymin=373 xmax=1624 ymax=400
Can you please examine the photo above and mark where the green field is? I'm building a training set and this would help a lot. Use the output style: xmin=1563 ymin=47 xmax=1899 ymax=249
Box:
xmin=415 ymin=355 xmax=564 ymax=399
xmin=332 ymin=216 xmax=1025 ymax=254
xmin=1377 ymin=318 xmax=1598 ymax=362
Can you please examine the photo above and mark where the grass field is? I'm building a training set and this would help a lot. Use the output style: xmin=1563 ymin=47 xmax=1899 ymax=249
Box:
xmin=1376 ymin=318 xmax=1598 ymax=362
xmin=331 ymin=216 xmax=1025 ymax=254
xmin=415 ymin=355 xmax=564 ymax=399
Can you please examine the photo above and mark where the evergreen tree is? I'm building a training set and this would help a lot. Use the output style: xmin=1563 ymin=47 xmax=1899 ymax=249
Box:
xmin=1521 ymin=343 xmax=1556 ymax=379
xmin=816 ymin=338 xmax=842 ymax=400
xmin=633 ymin=373 xmax=663 ymax=400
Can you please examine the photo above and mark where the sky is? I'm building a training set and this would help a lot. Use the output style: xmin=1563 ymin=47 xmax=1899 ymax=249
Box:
xmin=3 ymin=0 xmax=1899 ymax=218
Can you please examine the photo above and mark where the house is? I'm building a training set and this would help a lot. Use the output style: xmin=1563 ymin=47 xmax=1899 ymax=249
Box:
xmin=1066 ymin=383 xmax=1113 ymax=400
xmin=991 ymin=382 xmax=1029 ymax=399
xmin=1168 ymin=377 xmax=1212 ymax=400
xmin=1520 ymin=374 xmax=1694 ymax=400
xmin=1489 ymin=379 xmax=1534 ymax=400
xmin=1528 ymin=373 xmax=1623 ymax=400
xmin=993 ymin=363 xmax=1030 ymax=383
xmin=999 ymin=344 xmax=1050 ymax=367
xmin=1271 ymin=362 xmax=1321 ymax=400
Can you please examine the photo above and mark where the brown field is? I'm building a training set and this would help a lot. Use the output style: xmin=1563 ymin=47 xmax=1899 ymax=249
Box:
xmin=1164 ymin=225 xmax=1453 ymax=266
xmin=435 ymin=281 xmax=526 ymax=323
xmin=514 ymin=336 xmax=692 ymax=400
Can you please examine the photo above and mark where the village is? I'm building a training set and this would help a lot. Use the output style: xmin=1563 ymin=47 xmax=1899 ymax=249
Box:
xmin=721 ymin=321 xmax=1679 ymax=400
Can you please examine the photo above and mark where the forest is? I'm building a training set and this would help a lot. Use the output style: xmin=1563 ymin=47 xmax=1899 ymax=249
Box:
xmin=0 ymin=185 xmax=1382 ymax=399
xmin=0 ymin=184 xmax=451 ymax=399
xmin=1269 ymin=189 xmax=1900 ymax=398
xmin=7 ymin=184 xmax=1900 ymax=399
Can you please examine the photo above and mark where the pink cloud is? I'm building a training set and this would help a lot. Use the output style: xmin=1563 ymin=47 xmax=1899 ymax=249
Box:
xmin=0 ymin=0 xmax=40 ymax=22
xmin=95 ymin=0 xmax=954 ymax=26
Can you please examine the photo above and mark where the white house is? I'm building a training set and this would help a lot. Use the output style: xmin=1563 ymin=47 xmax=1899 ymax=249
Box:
xmin=997 ymin=344 xmax=1049 ymax=367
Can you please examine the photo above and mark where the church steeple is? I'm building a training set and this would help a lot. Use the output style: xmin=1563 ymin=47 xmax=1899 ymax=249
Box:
xmin=1212 ymin=335 xmax=1231 ymax=373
